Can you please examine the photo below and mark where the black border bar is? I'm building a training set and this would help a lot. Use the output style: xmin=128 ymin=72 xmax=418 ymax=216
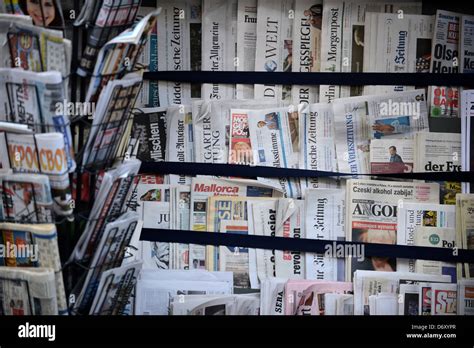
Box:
xmin=143 ymin=71 xmax=474 ymax=87
xmin=140 ymin=228 xmax=474 ymax=264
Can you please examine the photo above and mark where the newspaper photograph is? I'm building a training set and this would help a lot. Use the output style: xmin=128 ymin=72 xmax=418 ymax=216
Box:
xmin=333 ymin=89 xmax=429 ymax=174
xmin=369 ymin=138 xmax=414 ymax=174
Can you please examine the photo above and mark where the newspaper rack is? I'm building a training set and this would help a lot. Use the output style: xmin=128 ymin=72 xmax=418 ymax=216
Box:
xmin=75 ymin=0 xmax=142 ymax=76
xmin=137 ymin=69 xmax=474 ymax=268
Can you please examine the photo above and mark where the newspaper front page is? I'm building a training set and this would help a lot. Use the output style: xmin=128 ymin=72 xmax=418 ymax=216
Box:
xmin=201 ymin=0 xmax=236 ymax=100
xmin=247 ymin=106 xmax=301 ymax=198
xmin=254 ymin=0 xmax=294 ymax=102
xmin=333 ymin=89 xmax=429 ymax=174
xmin=346 ymin=179 xmax=439 ymax=281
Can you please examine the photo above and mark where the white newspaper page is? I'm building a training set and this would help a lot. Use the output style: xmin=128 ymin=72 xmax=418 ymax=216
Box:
xmin=247 ymin=106 xmax=301 ymax=198
xmin=291 ymin=0 xmax=322 ymax=104
xmin=236 ymin=0 xmax=257 ymax=99
xmin=305 ymin=188 xmax=345 ymax=281
xmin=254 ymin=0 xmax=294 ymax=102
xmin=346 ymin=179 xmax=439 ymax=281
xmin=201 ymin=0 xmax=237 ymax=100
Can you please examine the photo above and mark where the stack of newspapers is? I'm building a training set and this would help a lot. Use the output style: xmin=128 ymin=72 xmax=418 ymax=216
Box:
xmin=137 ymin=0 xmax=473 ymax=119
xmin=0 ymin=13 xmax=75 ymax=315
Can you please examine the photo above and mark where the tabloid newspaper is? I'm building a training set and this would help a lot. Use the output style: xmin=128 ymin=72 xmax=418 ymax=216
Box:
xmin=166 ymin=105 xmax=194 ymax=185
xmin=346 ymin=179 xmax=439 ymax=281
xmin=193 ymin=99 xmax=280 ymax=164
xmin=201 ymin=0 xmax=236 ymax=100
xmin=1 ymin=131 xmax=73 ymax=217
xmin=254 ymin=0 xmax=294 ymax=102
xmin=0 ymin=267 xmax=58 ymax=315
xmin=319 ymin=0 xmax=422 ymax=103
xmin=397 ymin=202 xmax=456 ymax=274
xmin=247 ymin=106 xmax=301 ymax=198
xmin=333 ymin=89 xmax=429 ymax=174
xmin=189 ymin=176 xmax=282 ymax=271
xmin=298 ymin=102 xmax=338 ymax=192
xmin=305 ymin=188 xmax=345 ymax=281
xmin=236 ymin=0 xmax=257 ymax=99
xmin=430 ymin=283 xmax=458 ymax=315
xmin=460 ymin=15 xmax=474 ymax=73
xmin=429 ymin=10 xmax=461 ymax=118
xmin=291 ymin=0 xmax=322 ymax=105
xmin=363 ymin=13 xmax=433 ymax=95
xmin=369 ymin=138 xmax=414 ymax=174
xmin=156 ymin=0 xmax=201 ymax=106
